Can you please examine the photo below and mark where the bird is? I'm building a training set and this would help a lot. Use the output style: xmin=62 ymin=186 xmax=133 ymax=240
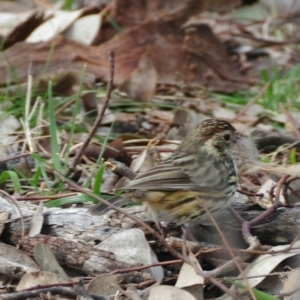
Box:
xmin=90 ymin=119 xmax=239 ymax=227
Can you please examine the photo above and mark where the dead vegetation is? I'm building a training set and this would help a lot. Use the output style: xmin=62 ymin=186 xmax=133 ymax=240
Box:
xmin=1 ymin=0 xmax=300 ymax=299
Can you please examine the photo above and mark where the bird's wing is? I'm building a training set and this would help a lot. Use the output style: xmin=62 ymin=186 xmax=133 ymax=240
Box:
xmin=124 ymin=150 xmax=231 ymax=192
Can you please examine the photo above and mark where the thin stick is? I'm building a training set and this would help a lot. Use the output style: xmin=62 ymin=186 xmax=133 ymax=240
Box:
xmin=16 ymin=192 xmax=78 ymax=201
xmin=54 ymin=169 xmax=179 ymax=258
xmin=52 ymin=170 xmax=240 ymax=299
xmin=242 ymin=174 xmax=289 ymax=244
xmin=284 ymin=231 xmax=300 ymax=252
xmin=65 ymin=51 xmax=115 ymax=177
xmin=237 ymin=189 xmax=264 ymax=198
xmin=280 ymin=103 xmax=300 ymax=140
xmin=0 ymin=190 xmax=25 ymax=242
xmin=105 ymin=161 xmax=137 ymax=180
xmin=0 ymin=287 xmax=77 ymax=300
xmin=201 ymin=199 xmax=257 ymax=300
xmin=231 ymin=82 xmax=270 ymax=122
xmin=248 ymin=174 xmax=289 ymax=226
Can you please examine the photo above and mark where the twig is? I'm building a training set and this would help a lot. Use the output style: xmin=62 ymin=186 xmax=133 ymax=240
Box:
xmin=201 ymin=199 xmax=257 ymax=300
xmin=242 ymin=174 xmax=289 ymax=244
xmin=249 ymin=174 xmax=289 ymax=226
xmin=53 ymin=170 xmax=240 ymax=299
xmin=113 ymin=259 xmax=183 ymax=274
xmin=65 ymin=51 xmax=115 ymax=177
xmin=184 ymin=251 xmax=241 ymax=300
xmin=19 ymin=281 xmax=78 ymax=292
xmin=284 ymin=230 xmax=300 ymax=252
xmin=126 ymin=280 xmax=156 ymax=289
xmin=105 ymin=161 xmax=137 ymax=180
xmin=280 ymin=104 xmax=300 ymax=140
xmin=237 ymin=189 xmax=264 ymax=198
xmin=164 ymin=237 xmax=299 ymax=256
xmin=282 ymin=175 xmax=300 ymax=206
xmin=0 ymin=190 xmax=25 ymax=242
xmin=16 ymin=192 xmax=78 ymax=201
xmin=230 ymin=271 xmax=289 ymax=280
xmin=53 ymin=169 xmax=179 ymax=258
xmin=231 ymin=82 xmax=270 ymax=122
xmin=0 ymin=153 xmax=30 ymax=164
xmin=0 ymin=287 xmax=78 ymax=300
xmin=208 ymin=237 xmax=260 ymax=279
xmin=228 ymin=206 xmax=245 ymax=224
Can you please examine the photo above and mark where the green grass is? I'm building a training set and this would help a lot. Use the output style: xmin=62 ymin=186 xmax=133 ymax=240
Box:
xmin=62 ymin=0 xmax=74 ymax=10
xmin=212 ymin=65 xmax=300 ymax=113
xmin=0 ymin=170 xmax=22 ymax=193
xmin=0 ymin=67 xmax=113 ymax=203
xmin=2 ymin=43 xmax=300 ymax=207
xmin=225 ymin=278 xmax=281 ymax=300
xmin=259 ymin=67 xmax=300 ymax=110
xmin=48 ymin=81 xmax=63 ymax=174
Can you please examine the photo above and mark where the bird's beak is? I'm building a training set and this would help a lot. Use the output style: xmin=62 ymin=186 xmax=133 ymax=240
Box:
xmin=233 ymin=132 xmax=243 ymax=144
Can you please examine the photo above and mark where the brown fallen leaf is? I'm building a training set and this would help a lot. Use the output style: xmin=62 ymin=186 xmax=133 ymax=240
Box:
xmin=82 ymin=138 xmax=132 ymax=166
xmin=1 ymin=10 xmax=45 ymax=49
xmin=34 ymin=243 xmax=69 ymax=281
xmin=112 ymin=0 xmax=205 ymax=28
xmin=0 ymin=212 xmax=9 ymax=237
xmin=28 ymin=201 xmax=44 ymax=237
xmin=0 ymin=243 xmax=40 ymax=279
xmin=96 ymin=0 xmax=243 ymax=44
xmin=119 ymin=52 xmax=157 ymax=102
xmin=17 ymin=271 xmax=66 ymax=291
xmin=0 ymin=3 xmax=252 ymax=93
xmin=87 ymin=274 xmax=120 ymax=298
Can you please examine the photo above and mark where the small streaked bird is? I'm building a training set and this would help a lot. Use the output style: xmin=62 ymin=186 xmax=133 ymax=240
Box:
xmin=90 ymin=119 xmax=239 ymax=226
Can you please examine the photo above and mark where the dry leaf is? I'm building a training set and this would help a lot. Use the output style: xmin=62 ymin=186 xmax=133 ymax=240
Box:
xmin=175 ymin=252 xmax=204 ymax=300
xmin=219 ymin=240 xmax=300 ymax=300
xmin=87 ymin=274 xmax=120 ymax=298
xmin=282 ymin=267 xmax=300 ymax=300
xmin=262 ymin=164 xmax=300 ymax=180
xmin=131 ymin=148 xmax=149 ymax=173
xmin=119 ymin=53 xmax=157 ymax=102
xmin=17 ymin=271 xmax=66 ymax=291
xmin=176 ymin=252 xmax=204 ymax=287
xmin=28 ymin=201 xmax=44 ymax=237
xmin=33 ymin=243 xmax=69 ymax=281
xmin=0 ymin=19 xmax=249 ymax=93
xmin=65 ymin=13 xmax=102 ymax=45
xmin=0 ymin=212 xmax=9 ymax=236
xmin=148 ymin=285 xmax=197 ymax=300
xmin=0 ymin=244 xmax=40 ymax=279
xmin=97 ymin=228 xmax=164 ymax=282
xmin=26 ymin=9 xmax=83 ymax=43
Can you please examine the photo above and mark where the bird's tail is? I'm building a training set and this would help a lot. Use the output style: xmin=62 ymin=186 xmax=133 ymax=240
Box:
xmin=88 ymin=195 xmax=128 ymax=215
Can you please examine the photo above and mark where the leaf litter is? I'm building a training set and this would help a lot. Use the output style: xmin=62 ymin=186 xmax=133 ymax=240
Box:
xmin=1 ymin=0 xmax=300 ymax=299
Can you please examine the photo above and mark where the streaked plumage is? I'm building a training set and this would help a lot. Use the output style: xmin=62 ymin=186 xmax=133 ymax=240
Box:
xmin=90 ymin=119 xmax=238 ymax=226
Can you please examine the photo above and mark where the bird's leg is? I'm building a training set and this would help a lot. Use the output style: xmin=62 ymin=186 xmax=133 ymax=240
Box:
xmin=181 ymin=225 xmax=189 ymax=258
xmin=181 ymin=224 xmax=198 ymax=242
xmin=156 ymin=221 xmax=168 ymax=238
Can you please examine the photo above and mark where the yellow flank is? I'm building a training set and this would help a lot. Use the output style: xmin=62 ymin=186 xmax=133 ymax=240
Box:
xmin=164 ymin=191 xmax=200 ymax=203
xmin=131 ymin=191 xmax=166 ymax=203
xmin=170 ymin=200 xmax=199 ymax=217
xmin=148 ymin=191 xmax=200 ymax=214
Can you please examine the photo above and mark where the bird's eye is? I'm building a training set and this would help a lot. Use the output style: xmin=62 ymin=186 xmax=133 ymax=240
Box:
xmin=223 ymin=133 xmax=231 ymax=142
